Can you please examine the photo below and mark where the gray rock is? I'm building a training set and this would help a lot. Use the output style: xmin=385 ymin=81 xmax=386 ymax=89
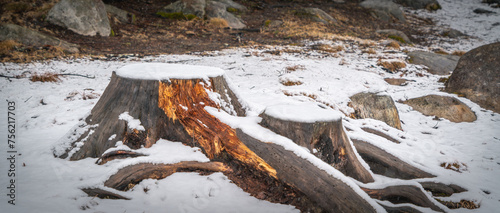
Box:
xmin=403 ymin=95 xmax=476 ymax=123
xmin=105 ymin=4 xmax=135 ymax=23
xmin=46 ymin=0 xmax=111 ymax=37
xmin=159 ymin=0 xmax=206 ymax=18
xmin=206 ymin=1 xmax=246 ymax=29
xmin=442 ymin=29 xmax=466 ymax=38
xmin=445 ymin=42 xmax=500 ymax=113
xmin=393 ymin=0 xmax=441 ymax=10
xmin=376 ymin=29 xmax=411 ymax=43
xmin=295 ymin=8 xmax=337 ymax=24
xmin=483 ymin=0 xmax=500 ymax=4
xmin=349 ymin=92 xmax=402 ymax=130
xmin=360 ymin=0 xmax=406 ymax=23
xmin=384 ymin=78 xmax=410 ymax=86
xmin=0 ymin=24 xmax=79 ymax=53
xmin=407 ymin=51 xmax=460 ymax=75
xmin=213 ymin=0 xmax=247 ymax=12
xmin=473 ymin=8 xmax=496 ymax=14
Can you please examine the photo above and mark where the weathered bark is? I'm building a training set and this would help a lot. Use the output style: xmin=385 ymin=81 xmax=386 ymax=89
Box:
xmin=96 ymin=150 xmax=146 ymax=165
xmin=352 ymin=139 xmax=435 ymax=179
xmin=105 ymin=162 xmax=228 ymax=191
xmin=362 ymin=185 xmax=445 ymax=212
xmin=260 ymin=112 xmax=374 ymax=183
xmin=237 ymin=129 xmax=377 ymax=213
xmin=419 ymin=182 xmax=466 ymax=197
xmin=81 ymin=188 xmax=130 ymax=200
xmin=361 ymin=127 xmax=401 ymax=144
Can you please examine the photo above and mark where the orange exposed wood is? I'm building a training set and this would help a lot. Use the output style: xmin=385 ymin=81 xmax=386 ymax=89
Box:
xmin=158 ymin=79 xmax=277 ymax=178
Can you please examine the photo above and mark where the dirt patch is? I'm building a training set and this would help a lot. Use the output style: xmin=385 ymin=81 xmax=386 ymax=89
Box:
xmin=0 ymin=0 xmax=436 ymax=61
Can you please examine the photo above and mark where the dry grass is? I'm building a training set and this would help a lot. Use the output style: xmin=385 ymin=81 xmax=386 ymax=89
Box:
xmin=283 ymin=90 xmax=317 ymax=99
xmin=207 ymin=18 xmax=229 ymax=29
xmin=386 ymin=41 xmax=400 ymax=49
xmin=277 ymin=20 xmax=334 ymax=40
xmin=285 ymin=65 xmax=306 ymax=72
xmin=30 ymin=72 xmax=61 ymax=82
xmin=311 ymin=44 xmax=344 ymax=53
xmin=362 ymin=48 xmax=377 ymax=54
xmin=377 ymin=60 xmax=406 ymax=72
xmin=436 ymin=199 xmax=479 ymax=209
xmin=452 ymin=50 xmax=466 ymax=56
xmin=440 ymin=161 xmax=468 ymax=173
xmin=280 ymin=79 xmax=303 ymax=86
xmin=359 ymin=41 xmax=376 ymax=48
xmin=0 ymin=40 xmax=20 ymax=55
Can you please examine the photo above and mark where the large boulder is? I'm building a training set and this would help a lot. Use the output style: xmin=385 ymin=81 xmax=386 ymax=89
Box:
xmin=445 ymin=42 xmax=500 ymax=113
xmin=349 ymin=92 xmax=402 ymax=130
xmin=295 ymin=8 xmax=337 ymax=24
xmin=403 ymin=95 xmax=476 ymax=123
xmin=205 ymin=1 xmax=246 ymax=29
xmin=376 ymin=29 xmax=411 ymax=43
xmin=407 ymin=51 xmax=460 ymax=75
xmin=158 ymin=0 xmax=206 ymax=18
xmin=0 ymin=24 xmax=79 ymax=53
xmin=105 ymin=4 xmax=135 ymax=23
xmin=46 ymin=0 xmax=111 ymax=37
xmin=360 ymin=0 xmax=406 ymax=23
xmin=158 ymin=0 xmax=246 ymax=29
xmin=393 ymin=0 xmax=441 ymax=10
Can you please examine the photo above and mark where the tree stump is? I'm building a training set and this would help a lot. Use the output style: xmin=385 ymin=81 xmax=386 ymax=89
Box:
xmin=53 ymin=63 xmax=463 ymax=212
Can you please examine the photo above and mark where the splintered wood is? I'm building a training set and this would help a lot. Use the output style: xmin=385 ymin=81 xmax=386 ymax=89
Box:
xmin=158 ymin=79 xmax=277 ymax=178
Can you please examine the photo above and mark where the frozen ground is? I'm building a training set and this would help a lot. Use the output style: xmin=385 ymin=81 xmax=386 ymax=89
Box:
xmin=1 ymin=0 xmax=499 ymax=212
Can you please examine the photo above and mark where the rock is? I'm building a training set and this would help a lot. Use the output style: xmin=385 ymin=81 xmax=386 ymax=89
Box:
xmin=105 ymin=4 xmax=135 ymax=23
xmin=483 ymin=0 xmax=500 ymax=4
xmin=360 ymin=0 xmax=406 ymax=23
xmin=349 ymin=92 xmax=402 ymax=130
xmin=46 ymin=0 xmax=111 ymax=37
xmin=206 ymin=1 xmax=246 ymax=29
xmin=407 ymin=51 xmax=460 ymax=75
xmin=442 ymin=28 xmax=466 ymax=38
xmin=384 ymin=78 xmax=410 ymax=86
xmin=403 ymin=95 xmax=476 ymax=122
xmin=445 ymin=42 xmax=500 ymax=113
xmin=0 ymin=24 xmax=79 ymax=53
xmin=213 ymin=0 xmax=248 ymax=12
xmin=295 ymin=8 xmax=337 ymax=24
xmin=473 ymin=8 xmax=496 ymax=14
xmin=393 ymin=0 xmax=441 ymax=10
xmin=376 ymin=29 xmax=411 ymax=43
xmin=158 ymin=0 xmax=206 ymax=18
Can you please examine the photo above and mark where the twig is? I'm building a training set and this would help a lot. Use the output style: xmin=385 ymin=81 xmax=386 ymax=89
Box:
xmin=59 ymin=73 xmax=95 ymax=79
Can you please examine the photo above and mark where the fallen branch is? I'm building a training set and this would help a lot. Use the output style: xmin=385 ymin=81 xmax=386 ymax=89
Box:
xmin=104 ymin=161 xmax=228 ymax=191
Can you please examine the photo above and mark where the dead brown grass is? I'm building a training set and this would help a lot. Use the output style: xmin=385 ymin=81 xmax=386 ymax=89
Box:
xmin=30 ymin=72 xmax=61 ymax=82
xmin=452 ymin=50 xmax=466 ymax=56
xmin=207 ymin=18 xmax=229 ymax=29
xmin=311 ymin=44 xmax=344 ymax=53
xmin=440 ymin=161 xmax=468 ymax=173
xmin=277 ymin=20 xmax=334 ymax=40
xmin=386 ymin=41 xmax=400 ymax=50
xmin=377 ymin=60 xmax=406 ymax=72
xmin=436 ymin=199 xmax=479 ymax=209
xmin=0 ymin=40 xmax=20 ymax=55
xmin=285 ymin=65 xmax=306 ymax=72
xmin=362 ymin=48 xmax=377 ymax=54
xmin=280 ymin=80 xmax=303 ymax=86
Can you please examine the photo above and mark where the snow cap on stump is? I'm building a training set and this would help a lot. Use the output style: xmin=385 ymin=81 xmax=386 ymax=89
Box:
xmin=116 ymin=63 xmax=225 ymax=80
xmin=263 ymin=103 xmax=343 ymax=123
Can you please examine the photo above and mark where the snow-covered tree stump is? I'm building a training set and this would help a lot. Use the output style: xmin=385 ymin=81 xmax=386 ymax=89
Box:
xmin=53 ymin=63 xmax=460 ymax=212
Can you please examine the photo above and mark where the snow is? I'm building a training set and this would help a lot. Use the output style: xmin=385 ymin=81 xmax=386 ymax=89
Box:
xmin=116 ymin=63 xmax=225 ymax=80
xmin=1 ymin=1 xmax=500 ymax=212
xmin=118 ymin=111 xmax=145 ymax=131
xmin=263 ymin=103 xmax=343 ymax=123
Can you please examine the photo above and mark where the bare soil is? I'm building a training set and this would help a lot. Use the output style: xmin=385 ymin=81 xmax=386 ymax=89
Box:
xmin=0 ymin=0 xmax=435 ymax=61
